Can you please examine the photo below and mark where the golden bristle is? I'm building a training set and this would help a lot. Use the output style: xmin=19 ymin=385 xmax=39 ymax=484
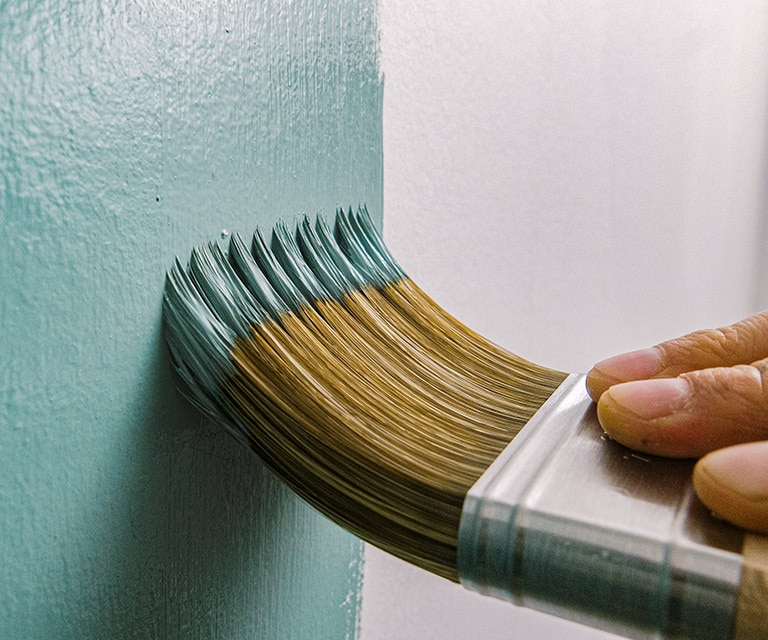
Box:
xmin=164 ymin=207 xmax=566 ymax=582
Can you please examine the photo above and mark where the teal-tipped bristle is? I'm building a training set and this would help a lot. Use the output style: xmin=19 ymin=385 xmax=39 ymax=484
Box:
xmin=163 ymin=208 xmax=393 ymax=418
xmin=162 ymin=208 xmax=400 ymax=446
xmin=228 ymin=232 xmax=290 ymax=319
xmin=250 ymin=228 xmax=308 ymax=312
xmin=333 ymin=209 xmax=390 ymax=287
xmin=296 ymin=216 xmax=357 ymax=298
xmin=188 ymin=243 xmax=262 ymax=334
xmin=162 ymin=258 xmax=236 ymax=418
xmin=352 ymin=205 xmax=406 ymax=280
xmin=312 ymin=216 xmax=371 ymax=289
xmin=271 ymin=221 xmax=331 ymax=303
xmin=334 ymin=206 xmax=404 ymax=283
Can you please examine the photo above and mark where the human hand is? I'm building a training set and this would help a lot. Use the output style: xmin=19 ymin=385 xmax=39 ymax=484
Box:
xmin=586 ymin=311 xmax=768 ymax=533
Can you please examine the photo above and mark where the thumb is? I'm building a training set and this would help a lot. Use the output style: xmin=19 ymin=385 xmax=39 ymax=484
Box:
xmin=596 ymin=357 xmax=768 ymax=458
xmin=693 ymin=441 xmax=768 ymax=534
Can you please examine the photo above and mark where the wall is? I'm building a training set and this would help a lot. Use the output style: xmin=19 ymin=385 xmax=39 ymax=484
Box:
xmin=0 ymin=1 xmax=382 ymax=638
xmin=363 ymin=2 xmax=768 ymax=639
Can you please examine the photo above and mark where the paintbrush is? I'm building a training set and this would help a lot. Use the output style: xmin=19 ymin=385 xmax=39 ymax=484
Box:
xmin=162 ymin=206 xmax=767 ymax=640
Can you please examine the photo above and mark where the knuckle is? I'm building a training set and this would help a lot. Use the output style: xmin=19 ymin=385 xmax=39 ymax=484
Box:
xmin=679 ymin=368 xmax=725 ymax=395
xmin=680 ymin=365 xmax=768 ymax=442
xmin=751 ymin=356 xmax=768 ymax=375
xmin=741 ymin=311 xmax=768 ymax=337
xmin=663 ymin=316 xmax=768 ymax=369
xmin=751 ymin=358 xmax=768 ymax=398
xmin=681 ymin=365 xmax=763 ymax=401
xmin=661 ymin=328 xmax=734 ymax=366
xmin=690 ymin=326 xmax=741 ymax=358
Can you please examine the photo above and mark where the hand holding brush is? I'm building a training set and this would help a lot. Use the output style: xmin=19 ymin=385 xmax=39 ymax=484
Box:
xmin=588 ymin=312 xmax=768 ymax=535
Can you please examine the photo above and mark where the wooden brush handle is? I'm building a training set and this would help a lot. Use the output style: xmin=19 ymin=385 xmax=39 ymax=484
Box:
xmin=735 ymin=533 xmax=768 ymax=639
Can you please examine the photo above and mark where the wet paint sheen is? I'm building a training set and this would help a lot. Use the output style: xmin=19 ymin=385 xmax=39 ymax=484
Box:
xmin=0 ymin=1 xmax=382 ymax=638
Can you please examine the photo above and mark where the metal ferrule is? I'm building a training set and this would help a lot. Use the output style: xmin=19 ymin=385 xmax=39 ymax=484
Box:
xmin=457 ymin=374 xmax=745 ymax=640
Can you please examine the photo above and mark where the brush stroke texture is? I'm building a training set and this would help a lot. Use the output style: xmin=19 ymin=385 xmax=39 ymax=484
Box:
xmin=0 ymin=1 xmax=382 ymax=638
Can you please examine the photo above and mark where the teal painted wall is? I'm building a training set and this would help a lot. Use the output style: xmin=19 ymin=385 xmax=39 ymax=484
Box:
xmin=0 ymin=1 xmax=382 ymax=638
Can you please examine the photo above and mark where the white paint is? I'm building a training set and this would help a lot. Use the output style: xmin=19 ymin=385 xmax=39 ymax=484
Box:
xmin=362 ymin=1 xmax=768 ymax=638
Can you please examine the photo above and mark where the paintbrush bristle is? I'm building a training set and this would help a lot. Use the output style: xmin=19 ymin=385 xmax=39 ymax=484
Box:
xmin=163 ymin=206 xmax=566 ymax=581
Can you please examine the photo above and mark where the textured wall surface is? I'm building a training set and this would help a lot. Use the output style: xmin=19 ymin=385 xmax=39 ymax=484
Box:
xmin=364 ymin=2 xmax=768 ymax=639
xmin=0 ymin=1 xmax=381 ymax=638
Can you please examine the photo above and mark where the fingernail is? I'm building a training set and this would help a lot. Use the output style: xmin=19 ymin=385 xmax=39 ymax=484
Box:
xmin=603 ymin=377 xmax=690 ymax=420
xmin=591 ymin=347 xmax=664 ymax=386
xmin=698 ymin=443 xmax=768 ymax=501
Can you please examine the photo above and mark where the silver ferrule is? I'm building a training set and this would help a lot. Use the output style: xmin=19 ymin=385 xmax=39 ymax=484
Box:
xmin=457 ymin=373 xmax=745 ymax=640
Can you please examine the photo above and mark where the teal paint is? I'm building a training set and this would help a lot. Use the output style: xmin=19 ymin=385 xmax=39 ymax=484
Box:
xmin=0 ymin=1 xmax=382 ymax=638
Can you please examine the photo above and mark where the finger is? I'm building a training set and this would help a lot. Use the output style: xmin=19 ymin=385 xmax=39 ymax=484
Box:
xmin=587 ymin=310 xmax=768 ymax=400
xmin=596 ymin=358 xmax=768 ymax=457
xmin=587 ymin=347 xmax=665 ymax=400
xmin=693 ymin=441 xmax=768 ymax=534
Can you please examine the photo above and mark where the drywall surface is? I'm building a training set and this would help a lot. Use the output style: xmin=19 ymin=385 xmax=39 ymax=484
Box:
xmin=363 ymin=2 xmax=768 ymax=640
xmin=0 ymin=1 xmax=381 ymax=638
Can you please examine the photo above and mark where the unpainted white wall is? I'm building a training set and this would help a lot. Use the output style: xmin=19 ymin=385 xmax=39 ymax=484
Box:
xmin=362 ymin=2 xmax=768 ymax=638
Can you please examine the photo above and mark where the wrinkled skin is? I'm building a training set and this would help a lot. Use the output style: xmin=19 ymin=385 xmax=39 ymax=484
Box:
xmin=587 ymin=311 xmax=768 ymax=533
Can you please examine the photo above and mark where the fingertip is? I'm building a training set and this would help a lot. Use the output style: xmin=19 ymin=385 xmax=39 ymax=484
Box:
xmin=604 ymin=378 xmax=690 ymax=420
xmin=594 ymin=378 xmax=694 ymax=456
xmin=588 ymin=347 xmax=664 ymax=400
xmin=595 ymin=386 xmax=650 ymax=453
xmin=694 ymin=442 xmax=768 ymax=534
xmin=586 ymin=368 xmax=612 ymax=400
